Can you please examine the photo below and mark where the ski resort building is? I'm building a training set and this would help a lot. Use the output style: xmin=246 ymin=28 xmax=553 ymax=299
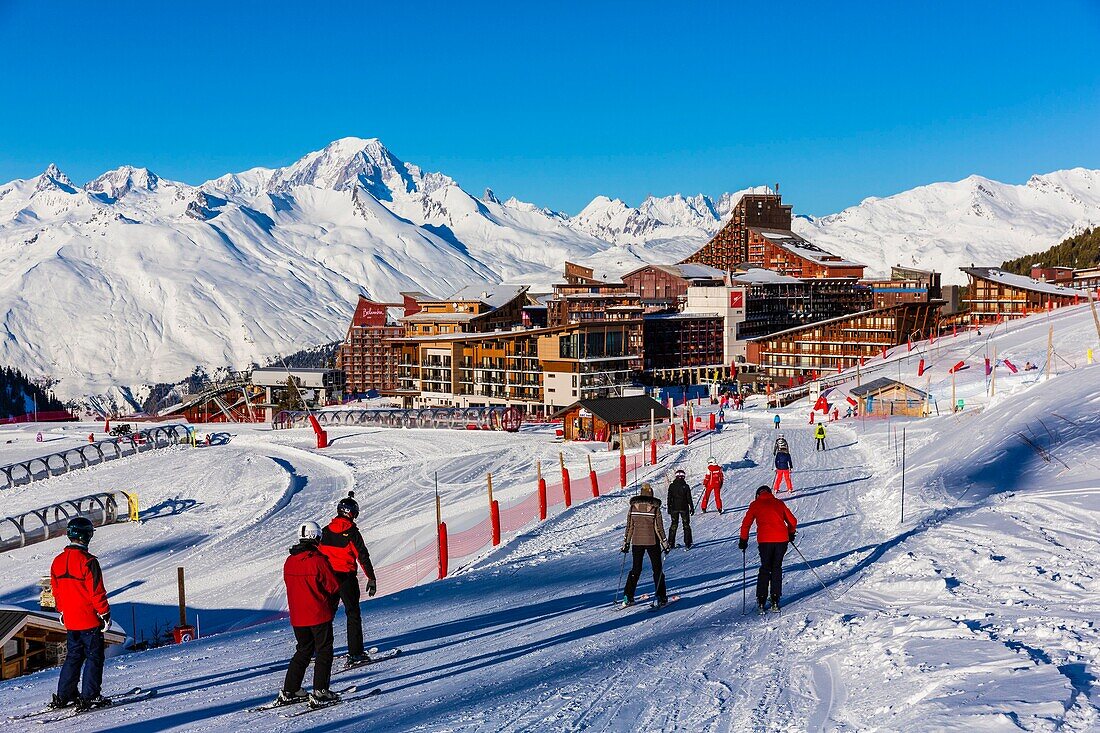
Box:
xmin=0 ymin=606 xmax=126 ymax=681
xmin=961 ymin=267 xmax=1087 ymax=326
xmin=401 ymin=284 xmax=531 ymax=337
xmin=744 ymin=301 xmax=941 ymax=384
xmin=640 ymin=313 xmax=725 ymax=377
xmin=552 ymin=395 xmax=670 ymax=443
xmin=849 ymin=377 xmax=930 ymax=418
xmin=680 ymin=190 xmax=866 ymax=279
xmin=681 ymin=191 xmax=793 ymax=270
xmin=621 ymin=263 xmax=726 ymax=311
xmin=862 ymin=266 xmax=943 ymax=309
xmin=336 ymin=295 xmax=403 ymax=396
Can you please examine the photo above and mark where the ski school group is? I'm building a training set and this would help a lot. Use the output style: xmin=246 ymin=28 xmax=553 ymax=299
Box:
xmin=30 ymin=421 xmax=825 ymax=720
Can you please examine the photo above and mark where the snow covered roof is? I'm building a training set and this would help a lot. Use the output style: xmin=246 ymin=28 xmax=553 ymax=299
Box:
xmin=446 ymin=284 xmax=530 ymax=310
xmin=750 ymin=228 xmax=864 ymax=268
xmin=962 ymin=267 xmax=1088 ymax=298
xmin=850 ymin=377 xmax=928 ymax=398
xmin=730 ymin=268 xmax=803 ymax=285
xmin=623 ymin=263 xmax=726 ymax=282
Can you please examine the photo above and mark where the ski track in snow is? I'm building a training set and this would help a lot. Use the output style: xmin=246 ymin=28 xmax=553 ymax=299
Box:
xmin=1 ymin=306 xmax=1099 ymax=731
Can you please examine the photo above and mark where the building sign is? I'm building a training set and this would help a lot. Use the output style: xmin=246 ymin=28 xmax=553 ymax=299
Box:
xmin=354 ymin=297 xmax=389 ymax=327
xmin=729 ymin=290 xmax=744 ymax=309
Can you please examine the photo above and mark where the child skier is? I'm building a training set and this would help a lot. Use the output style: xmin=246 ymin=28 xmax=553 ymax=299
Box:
xmin=48 ymin=518 xmax=112 ymax=711
xmin=666 ymin=469 xmax=694 ymax=549
xmin=773 ymin=433 xmax=789 ymax=455
xmin=773 ymin=414 xmax=781 ymax=430
xmin=814 ymin=423 xmax=827 ymax=451
xmin=700 ymin=458 xmax=724 ymax=514
xmin=738 ymin=486 xmax=798 ymax=613
xmin=774 ymin=449 xmax=794 ymax=492
xmin=319 ymin=492 xmax=377 ymax=667
xmin=278 ymin=522 xmax=342 ymax=709
xmin=621 ymin=483 xmax=670 ymax=607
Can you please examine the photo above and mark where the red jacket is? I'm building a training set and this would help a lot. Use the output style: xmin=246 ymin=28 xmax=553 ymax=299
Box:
xmin=703 ymin=465 xmax=724 ymax=492
xmin=284 ymin=542 xmax=340 ymax=627
xmin=319 ymin=517 xmax=375 ymax=578
xmin=51 ymin=545 xmax=110 ymax=632
xmin=740 ymin=492 xmax=798 ymax=543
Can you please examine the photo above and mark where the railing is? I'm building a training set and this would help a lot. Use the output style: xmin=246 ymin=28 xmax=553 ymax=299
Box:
xmin=0 ymin=491 xmax=136 ymax=553
xmin=273 ymin=407 xmax=524 ymax=432
xmin=0 ymin=425 xmax=193 ymax=490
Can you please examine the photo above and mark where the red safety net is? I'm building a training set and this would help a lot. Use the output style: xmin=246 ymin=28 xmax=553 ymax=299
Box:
xmin=499 ymin=490 xmax=540 ymax=534
xmin=370 ymin=540 xmax=438 ymax=596
xmin=447 ymin=515 xmax=493 ymax=560
xmin=544 ymin=478 xmax=567 ymax=507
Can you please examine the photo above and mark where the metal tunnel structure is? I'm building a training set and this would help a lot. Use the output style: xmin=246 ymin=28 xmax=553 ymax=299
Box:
xmin=273 ymin=406 xmax=523 ymax=432
xmin=0 ymin=491 xmax=134 ymax=553
xmin=0 ymin=424 xmax=193 ymax=490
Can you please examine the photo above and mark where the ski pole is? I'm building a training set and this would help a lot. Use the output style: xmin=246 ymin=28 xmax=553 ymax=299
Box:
xmin=614 ymin=546 xmax=628 ymax=604
xmin=789 ymin=539 xmax=835 ymax=600
xmin=741 ymin=549 xmax=746 ymax=614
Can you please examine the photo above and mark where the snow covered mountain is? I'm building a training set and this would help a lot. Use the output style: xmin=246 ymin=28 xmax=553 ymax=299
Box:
xmin=793 ymin=169 xmax=1100 ymax=282
xmin=1 ymin=135 xmax=1098 ymax=398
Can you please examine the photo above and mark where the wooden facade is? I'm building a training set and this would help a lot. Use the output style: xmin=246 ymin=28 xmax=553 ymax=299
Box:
xmin=552 ymin=395 xmax=670 ymax=442
xmin=850 ymin=378 xmax=929 ymax=418
xmin=682 ymin=193 xmax=792 ymax=271
xmin=0 ymin=607 xmax=126 ymax=681
xmin=745 ymin=301 xmax=940 ymax=385
xmin=336 ymin=295 xmax=403 ymax=394
xmin=621 ymin=264 xmax=725 ymax=311
xmin=962 ymin=267 xmax=1086 ymax=326
xmin=745 ymin=228 xmax=865 ymax=279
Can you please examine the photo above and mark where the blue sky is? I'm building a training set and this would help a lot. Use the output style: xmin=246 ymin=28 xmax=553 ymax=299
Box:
xmin=0 ymin=0 xmax=1097 ymax=215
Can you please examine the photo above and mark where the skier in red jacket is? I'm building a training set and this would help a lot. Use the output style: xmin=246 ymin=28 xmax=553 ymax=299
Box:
xmin=277 ymin=521 xmax=342 ymax=709
xmin=700 ymin=459 xmax=724 ymax=513
xmin=48 ymin=518 xmax=112 ymax=711
xmin=739 ymin=486 xmax=798 ymax=613
xmin=319 ymin=492 xmax=376 ymax=667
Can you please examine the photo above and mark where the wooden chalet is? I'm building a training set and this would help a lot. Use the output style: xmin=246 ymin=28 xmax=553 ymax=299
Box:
xmin=0 ymin=605 xmax=126 ymax=680
xmin=552 ymin=395 xmax=670 ymax=442
xmin=849 ymin=378 xmax=929 ymax=418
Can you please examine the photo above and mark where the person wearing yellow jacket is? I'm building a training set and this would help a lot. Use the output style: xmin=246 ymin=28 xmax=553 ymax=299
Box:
xmin=814 ymin=423 xmax=827 ymax=451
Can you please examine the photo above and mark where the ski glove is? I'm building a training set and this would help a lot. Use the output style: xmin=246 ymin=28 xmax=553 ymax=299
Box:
xmin=738 ymin=538 xmax=748 ymax=552
xmin=662 ymin=543 xmax=671 ymax=554
xmin=97 ymin=612 xmax=110 ymax=631
xmin=366 ymin=579 xmax=377 ymax=598
xmin=621 ymin=543 xmax=630 ymax=554
xmin=788 ymin=530 xmax=797 ymax=542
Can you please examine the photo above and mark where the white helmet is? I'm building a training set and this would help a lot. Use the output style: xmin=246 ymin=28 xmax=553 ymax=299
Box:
xmin=708 ymin=457 xmax=718 ymax=466
xmin=297 ymin=521 xmax=322 ymax=542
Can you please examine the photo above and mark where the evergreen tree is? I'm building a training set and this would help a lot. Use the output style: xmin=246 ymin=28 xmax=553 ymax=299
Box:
xmin=1002 ymin=228 xmax=1100 ymax=274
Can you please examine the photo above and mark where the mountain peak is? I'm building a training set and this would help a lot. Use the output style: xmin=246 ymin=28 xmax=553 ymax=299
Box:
xmin=34 ymin=163 xmax=77 ymax=194
xmin=85 ymin=165 xmax=161 ymax=200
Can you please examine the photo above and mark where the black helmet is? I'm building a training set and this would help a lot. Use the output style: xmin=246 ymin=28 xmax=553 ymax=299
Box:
xmin=66 ymin=517 xmax=95 ymax=545
xmin=337 ymin=491 xmax=359 ymax=519
xmin=755 ymin=485 xmax=772 ymax=497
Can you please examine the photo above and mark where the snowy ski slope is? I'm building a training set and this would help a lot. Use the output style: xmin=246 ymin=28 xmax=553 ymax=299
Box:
xmin=0 ymin=305 xmax=1097 ymax=731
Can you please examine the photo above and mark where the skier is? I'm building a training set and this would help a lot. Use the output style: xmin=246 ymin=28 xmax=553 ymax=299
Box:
xmin=832 ymin=407 xmax=839 ymax=422
xmin=319 ymin=492 xmax=377 ymax=667
xmin=700 ymin=458 xmax=724 ymax=514
xmin=278 ymin=522 xmax=342 ymax=709
xmin=814 ymin=423 xmax=827 ymax=451
xmin=48 ymin=517 xmax=112 ymax=711
xmin=774 ymin=448 xmax=794 ymax=492
xmin=621 ymin=483 xmax=670 ymax=607
xmin=773 ymin=414 xmax=781 ymax=430
xmin=772 ymin=433 xmax=789 ymax=455
xmin=738 ymin=486 xmax=798 ymax=613
xmin=666 ymin=469 xmax=694 ymax=550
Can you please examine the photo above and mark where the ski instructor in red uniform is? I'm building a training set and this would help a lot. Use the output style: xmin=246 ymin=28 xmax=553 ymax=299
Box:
xmin=739 ymin=485 xmax=798 ymax=614
xmin=49 ymin=517 xmax=112 ymax=712
xmin=319 ymin=491 xmax=377 ymax=667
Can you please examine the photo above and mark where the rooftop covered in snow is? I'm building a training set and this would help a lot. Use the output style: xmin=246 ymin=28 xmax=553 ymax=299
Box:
xmin=961 ymin=267 xmax=1089 ymax=298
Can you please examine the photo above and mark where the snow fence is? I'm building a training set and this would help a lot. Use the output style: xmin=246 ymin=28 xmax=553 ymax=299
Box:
xmin=0 ymin=425 xmax=192 ymax=490
xmin=0 ymin=490 xmax=136 ymax=553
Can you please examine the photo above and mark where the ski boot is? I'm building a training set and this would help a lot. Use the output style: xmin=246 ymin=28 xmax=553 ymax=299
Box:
xmin=274 ymin=689 xmax=309 ymax=707
xmin=308 ymin=689 xmax=341 ymax=709
xmin=76 ymin=695 xmax=112 ymax=712
xmin=652 ymin=598 xmax=668 ymax=609
xmin=47 ymin=694 xmax=76 ymax=710
xmin=757 ymin=600 xmax=767 ymax=615
xmin=345 ymin=653 xmax=369 ymax=668
xmin=620 ymin=596 xmax=635 ymax=609
xmin=770 ymin=597 xmax=782 ymax=613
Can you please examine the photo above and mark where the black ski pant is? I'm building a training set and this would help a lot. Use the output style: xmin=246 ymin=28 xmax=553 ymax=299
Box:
xmin=335 ymin=571 xmax=364 ymax=657
xmin=57 ymin=629 xmax=104 ymax=702
xmin=756 ymin=542 xmax=788 ymax=603
xmin=816 ymin=437 xmax=826 ymax=451
xmin=624 ymin=545 xmax=667 ymax=603
xmin=668 ymin=511 xmax=692 ymax=548
xmin=283 ymin=622 xmax=334 ymax=693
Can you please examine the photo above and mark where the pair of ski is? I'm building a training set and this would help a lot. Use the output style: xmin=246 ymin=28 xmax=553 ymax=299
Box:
xmin=339 ymin=646 xmax=401 ymax=672
xmin=615 ymin=593 xmax=681 ymax=611
xmin=249 ymin=685 xmax=382 ymax=718
xmin=8 ymin=687 xmax=156 ymax=724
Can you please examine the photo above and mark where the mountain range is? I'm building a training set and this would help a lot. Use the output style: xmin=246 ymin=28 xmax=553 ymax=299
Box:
xmin=2 ymin=136 xmax=1098 ymax=400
